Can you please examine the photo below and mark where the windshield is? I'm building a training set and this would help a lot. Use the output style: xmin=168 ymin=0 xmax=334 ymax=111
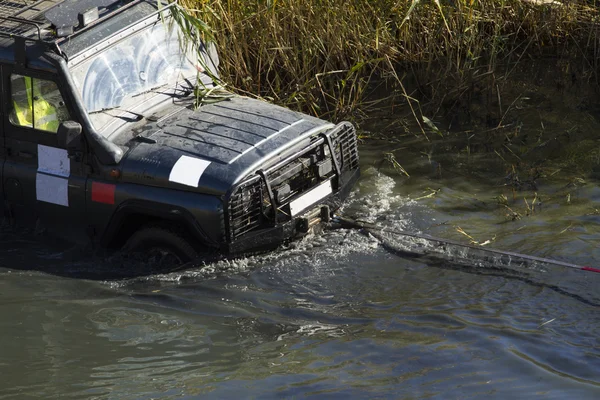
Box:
xmin=70 ymin=17 xmax=199 ymax=114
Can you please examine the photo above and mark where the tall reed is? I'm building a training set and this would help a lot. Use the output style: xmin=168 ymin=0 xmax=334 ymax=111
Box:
xmin=179 ymin=0 xmax=600 ymax=125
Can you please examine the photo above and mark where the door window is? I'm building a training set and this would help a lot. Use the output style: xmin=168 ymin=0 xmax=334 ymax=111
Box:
xmin=9 ymin=74 xmax=70 ymax=133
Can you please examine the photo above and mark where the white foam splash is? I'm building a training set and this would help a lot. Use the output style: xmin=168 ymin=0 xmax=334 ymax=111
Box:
xmin=107 ymin=169 xmax=423 ymax=287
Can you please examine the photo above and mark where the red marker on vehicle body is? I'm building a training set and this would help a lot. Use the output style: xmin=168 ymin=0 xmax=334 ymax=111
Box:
xmin=91 ymin=182 xmax=116 ymax=205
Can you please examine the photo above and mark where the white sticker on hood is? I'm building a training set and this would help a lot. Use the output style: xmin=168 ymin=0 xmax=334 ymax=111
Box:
xmin=169 ymin=155 xmax=211 ymax=188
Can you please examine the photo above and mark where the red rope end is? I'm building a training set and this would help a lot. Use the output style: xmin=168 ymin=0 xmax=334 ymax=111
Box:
xmin=582 ymin=267 xmax=600 ymax=273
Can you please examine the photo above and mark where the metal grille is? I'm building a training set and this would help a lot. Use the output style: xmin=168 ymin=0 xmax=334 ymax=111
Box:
xmin=228 ymin=123 xmax=360 ymax=241
xmin=228 ymin=177 xmax=264 ymax=239
xmin=333 ymin=123 xmax=360 ymax=172
xmin=0 ymin=0 xmax=61 ymax=36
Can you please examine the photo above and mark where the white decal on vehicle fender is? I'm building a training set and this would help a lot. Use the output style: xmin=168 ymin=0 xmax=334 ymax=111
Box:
xmin=38 ymin=144 xmax=70 ymax=177
xmin=36 ymin=145 xmax=70 ymax=206
xmin=36 ymin=173 xmax=69 ymax=207
xmin=169 ymin=155 xmax=211 ymax=188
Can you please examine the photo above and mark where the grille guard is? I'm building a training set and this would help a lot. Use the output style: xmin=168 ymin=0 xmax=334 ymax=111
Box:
xmin=225 ymin=122 xmax=360 ymax=242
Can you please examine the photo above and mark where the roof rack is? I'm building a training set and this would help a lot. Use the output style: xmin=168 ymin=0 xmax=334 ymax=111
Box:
xmin=0 ymin=0 xmax=61 ymax=42
xmin=0 ymin=0 xmax=170 ymax=65
xmin=0 ymin=0 xmax=66 ymax=67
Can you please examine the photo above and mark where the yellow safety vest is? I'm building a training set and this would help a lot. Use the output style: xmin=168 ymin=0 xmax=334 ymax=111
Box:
xmin=13 ymin=77 xmax=59 ymax=132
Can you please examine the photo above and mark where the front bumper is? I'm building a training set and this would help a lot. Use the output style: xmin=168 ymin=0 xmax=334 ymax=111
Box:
xmin=226 ymin=167 xmax=359 ymax=254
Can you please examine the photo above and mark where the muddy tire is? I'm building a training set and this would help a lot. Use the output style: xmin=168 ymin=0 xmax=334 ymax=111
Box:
xmin=123 ymin=225 xmax=198 ymax=267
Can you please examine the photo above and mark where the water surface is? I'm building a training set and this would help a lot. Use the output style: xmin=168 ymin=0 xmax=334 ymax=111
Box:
xmin=0 ymin=134 xmax=599 ymax=399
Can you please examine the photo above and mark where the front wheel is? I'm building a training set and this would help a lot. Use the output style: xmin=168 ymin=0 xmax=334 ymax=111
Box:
xmin=123 ymin=225 xmax=199 ymax=268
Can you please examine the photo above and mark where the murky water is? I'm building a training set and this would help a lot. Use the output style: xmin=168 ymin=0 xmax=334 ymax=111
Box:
xmin=1 ymin=132 xmax=599 ymax=399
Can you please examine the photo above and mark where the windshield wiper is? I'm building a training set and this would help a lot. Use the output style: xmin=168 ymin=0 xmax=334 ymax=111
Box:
xmin=132 ymin=79 xmax=195 ymax=98
xmin=89 ymin=107 xmax=145 ymax=122
xmin=164 ymin=78 xmax=195 ymax=97
xmin=131 ymin=83 xmax=169 ymax=98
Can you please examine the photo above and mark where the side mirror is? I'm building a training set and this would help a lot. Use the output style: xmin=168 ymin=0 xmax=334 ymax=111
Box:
xmin=57 ymin=121 xmax=82 ymax=153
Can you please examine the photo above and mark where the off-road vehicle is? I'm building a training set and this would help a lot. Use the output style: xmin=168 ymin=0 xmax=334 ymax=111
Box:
xmin=0 ymin=0 xmax=360 ymax=264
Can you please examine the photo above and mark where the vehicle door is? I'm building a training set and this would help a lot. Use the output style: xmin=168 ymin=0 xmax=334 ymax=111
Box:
xmin=1 ymin=65 xmax=88 ymax=244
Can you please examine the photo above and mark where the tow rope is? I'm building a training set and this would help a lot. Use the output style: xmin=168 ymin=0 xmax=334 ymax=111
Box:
xmin=330 ymin=215 xmax=600 ymax=274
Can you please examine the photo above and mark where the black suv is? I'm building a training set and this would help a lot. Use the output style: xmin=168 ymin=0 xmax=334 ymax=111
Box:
xmin=0 ymin=0 xmax=360 ymax=264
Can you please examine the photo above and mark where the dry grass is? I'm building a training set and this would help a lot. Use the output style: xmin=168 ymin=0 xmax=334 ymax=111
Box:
xmin=179 ymin=0 xmax=600 ymax=125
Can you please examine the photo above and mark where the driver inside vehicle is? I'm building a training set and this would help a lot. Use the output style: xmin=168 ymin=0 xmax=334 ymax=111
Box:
xmin=10 ymin=74 xmax=70 ymax=133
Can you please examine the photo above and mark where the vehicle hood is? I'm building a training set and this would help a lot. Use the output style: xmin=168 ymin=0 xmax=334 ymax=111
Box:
xmin=119 ymin=96 xmax=331 ymax=196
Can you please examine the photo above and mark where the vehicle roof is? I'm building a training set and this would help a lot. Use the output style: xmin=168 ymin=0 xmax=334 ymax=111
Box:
xmin=0 ymin=0 xmax=62 ymax=44
xmin=0 ymin=0 xmax=163 ymax=68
